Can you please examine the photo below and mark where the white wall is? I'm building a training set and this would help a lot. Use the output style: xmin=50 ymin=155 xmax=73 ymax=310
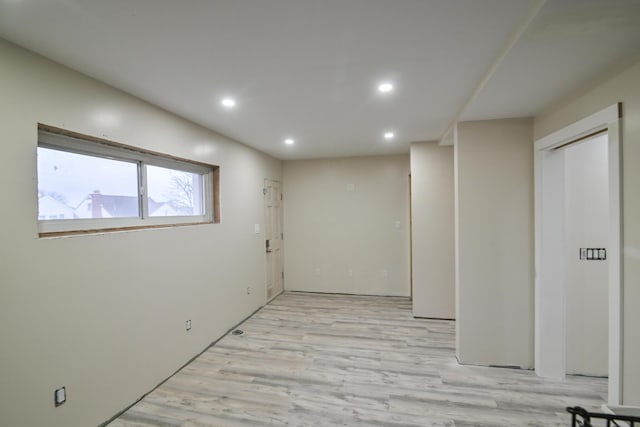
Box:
xmin=283 ymin=156 xmax=410 ymax=296
xmin=455 ymin=118 xmax=534 ymax=368
xmin=564 ymin=134 xmax=609 ymax=376
xmin=0 ymin=39 xmax=281 ymax=427
xmin=535 ymin=57 xmax=640 ymax=405
xmin=410 ymin=142 xmax=455 ymax=318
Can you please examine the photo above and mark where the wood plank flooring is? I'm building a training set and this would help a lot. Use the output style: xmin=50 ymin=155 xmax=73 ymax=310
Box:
xmin=107 ymin=292 xmax=607 ymax=426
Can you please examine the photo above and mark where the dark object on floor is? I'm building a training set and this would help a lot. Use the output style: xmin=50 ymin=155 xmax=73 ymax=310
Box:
xmin=567 ymin=406 xmax=640 ymax=426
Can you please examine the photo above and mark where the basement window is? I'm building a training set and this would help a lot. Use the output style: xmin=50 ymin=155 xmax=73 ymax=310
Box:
xmin=36 ymin=125 xmax=219 ymax=236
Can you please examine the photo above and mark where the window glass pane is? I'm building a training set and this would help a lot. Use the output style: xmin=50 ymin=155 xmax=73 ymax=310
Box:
xmin=146 ymin=165 xmax=204 ymax=217
xmin=37 ymin=147 xmax=139 ymax=220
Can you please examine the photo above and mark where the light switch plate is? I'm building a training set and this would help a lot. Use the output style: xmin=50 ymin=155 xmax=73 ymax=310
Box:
xmin=54 ymin=386 xmax=66 ymax=407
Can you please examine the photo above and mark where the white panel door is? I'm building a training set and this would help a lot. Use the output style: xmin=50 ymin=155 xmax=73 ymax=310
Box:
xmin=265 ymin=179 xmax=283 ymax=300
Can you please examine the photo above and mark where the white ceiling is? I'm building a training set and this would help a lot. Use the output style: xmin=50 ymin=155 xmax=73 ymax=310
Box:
xmin=1 ymin=0 xmax=639 ymax=160
xmin=462 ymin=0 xmax=640 ymax=121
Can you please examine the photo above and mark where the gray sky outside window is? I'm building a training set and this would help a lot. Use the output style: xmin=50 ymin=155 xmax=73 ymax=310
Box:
xmin=37 ymin=147 xmax=138 ymax=208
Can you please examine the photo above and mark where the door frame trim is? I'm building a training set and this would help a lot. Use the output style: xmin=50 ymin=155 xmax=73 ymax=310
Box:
xmin=534 ymin=103 xmax=622 ymax=405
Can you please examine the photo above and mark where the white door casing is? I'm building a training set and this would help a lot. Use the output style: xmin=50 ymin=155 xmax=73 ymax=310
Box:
xmin=534 ymin=103 xmax=622 ymax=405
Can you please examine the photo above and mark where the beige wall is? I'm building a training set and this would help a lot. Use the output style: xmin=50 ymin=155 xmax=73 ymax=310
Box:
xmin=0 ymin=39 xmax=282 ymax=427
xmin=410 ymin=142 xmax=455 ymax=318
xmin=283 ymin=156 xmax=410 ymax=296
xmin=455 ymin=118 xmax=534 ymax=368
xmin=535 ymin=58 xmax=640 ymax=405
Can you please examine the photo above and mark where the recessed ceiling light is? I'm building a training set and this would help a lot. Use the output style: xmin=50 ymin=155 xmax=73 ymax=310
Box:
xmin=378 ymin=82 xmax=394 ymax=93
xmin=285 ymin=138 xmax=295 ymax=145
xmin=384 ymin=132 xmax=395 ymax=140
xmin=221 ymin=98 xmax=236 ymax=108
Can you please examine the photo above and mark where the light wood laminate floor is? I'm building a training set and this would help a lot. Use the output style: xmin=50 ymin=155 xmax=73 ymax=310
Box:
xmin=108 ymin=292 xmax=607 ymax=426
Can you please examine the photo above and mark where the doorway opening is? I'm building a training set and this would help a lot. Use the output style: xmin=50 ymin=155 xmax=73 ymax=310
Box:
xmin=534 ymin=104 xmax=622 ymax=405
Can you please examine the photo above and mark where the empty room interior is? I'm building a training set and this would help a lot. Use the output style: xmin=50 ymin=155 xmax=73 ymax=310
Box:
xmin=1 ymin=0 xmax=640 ymax=426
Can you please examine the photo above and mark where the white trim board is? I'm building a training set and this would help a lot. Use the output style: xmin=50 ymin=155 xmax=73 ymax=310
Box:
xmin=535 ymin=104 xmax=619 ymax=151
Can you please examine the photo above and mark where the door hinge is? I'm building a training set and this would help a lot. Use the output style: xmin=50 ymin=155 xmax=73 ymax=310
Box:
xmin=281 ymin=232 xmax=284 ymax=239
xmin=280 ymin=193 xmax=283 ymax=200
xmin=282 ymin=271 xmax=284 ymax=279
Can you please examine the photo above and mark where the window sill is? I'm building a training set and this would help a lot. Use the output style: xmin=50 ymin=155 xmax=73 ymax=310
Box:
xmin=38 ymin=220 xmax=215 ymax=238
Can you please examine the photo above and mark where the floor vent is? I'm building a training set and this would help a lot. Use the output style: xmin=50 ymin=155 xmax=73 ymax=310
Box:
xmin=231 ymin=329 xmax=244 ymax=336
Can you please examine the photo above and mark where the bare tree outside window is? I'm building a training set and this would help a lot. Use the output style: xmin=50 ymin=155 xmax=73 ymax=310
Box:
xmin=147 ymin=165 xmax=203 ymax=217
xmin=167 ymin=171 xmax=196 ymax=214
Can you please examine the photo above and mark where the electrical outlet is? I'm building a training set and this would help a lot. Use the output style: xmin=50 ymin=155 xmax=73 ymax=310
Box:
xmin=314 ymin=267 xmax=321 ymax=276
xmin=246 ymin=286 xmax=252 ymax=295
xmin=382 ymin=269 xmax=389 ymax=278
xmin=54 ymin=386 xmax=66 ymax=407
xmin=186 ymin=320 xmax=191 ymax=331
xmin=348 ymin=269 xmax=353 ymax=277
